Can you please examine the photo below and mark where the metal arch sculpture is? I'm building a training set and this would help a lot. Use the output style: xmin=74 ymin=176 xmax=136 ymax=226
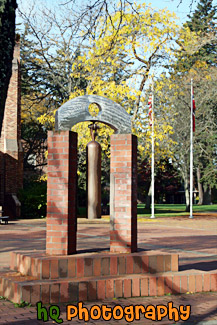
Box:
xmin=55 ymin=95 xmax=132 ymax=133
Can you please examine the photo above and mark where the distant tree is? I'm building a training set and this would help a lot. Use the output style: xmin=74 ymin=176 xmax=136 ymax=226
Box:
xmin=186 ymin=0 xmax=216 ymax=34
xmin=176 ymin=0 xmax=216 ymax=71
xmin=157 ymin=63 xmax=217 ymax=209
xmin=0 ymin=0 xmax=17 ymax=133
xmin=21 ymin=97 xmax=49 ymax=172
xmin=183 ymin=0 xmax=217 ymax=204
xmin=19 ymin=13 xmax=88 ymax=173
xmin=138 ymin=157 xmax=182 ymax=207
xmin=20 ymin=21 xmax=87 ymax=109
xmin=159 ymin=0 xmax=217 ymax=209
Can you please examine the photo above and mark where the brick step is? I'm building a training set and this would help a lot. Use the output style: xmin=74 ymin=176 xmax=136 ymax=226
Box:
xmin=10 ymin=251 xmax=179 ymax=280
xmin=1 ymin=269 xmax=217 ymax=305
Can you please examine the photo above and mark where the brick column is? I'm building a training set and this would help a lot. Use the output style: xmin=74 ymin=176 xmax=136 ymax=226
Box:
xmin=110 ymin=134 xmax=137 ymax=253
xmin=46 ymin=131 xmax=77 ymax=255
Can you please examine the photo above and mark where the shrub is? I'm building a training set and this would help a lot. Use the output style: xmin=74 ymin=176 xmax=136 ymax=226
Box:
xmin=18 ymin=179 xmax=47 ymax=218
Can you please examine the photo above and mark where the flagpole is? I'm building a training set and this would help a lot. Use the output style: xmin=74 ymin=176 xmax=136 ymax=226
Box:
xmin=189 ymin=79 xmax=194 ymax=219
xmin=150 ymin=78 xmax=155 ymax=219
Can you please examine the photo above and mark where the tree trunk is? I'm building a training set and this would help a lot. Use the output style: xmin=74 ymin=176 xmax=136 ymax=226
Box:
xmin=197 ymin=166 xmax=203 ymax=205
xmin=203 ymin=186 xmax=211 ymax=205
xmin=145 ymin=182 xmax=151 ymax=212
xmin=184 ymin=177 xmax=190 ymax=212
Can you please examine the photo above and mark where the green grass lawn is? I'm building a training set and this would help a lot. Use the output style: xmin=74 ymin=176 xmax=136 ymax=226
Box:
xmin=137 ymin=203 xmax=217 ymax=218
xmin=78 ymin=204 xmax=217 ymax=218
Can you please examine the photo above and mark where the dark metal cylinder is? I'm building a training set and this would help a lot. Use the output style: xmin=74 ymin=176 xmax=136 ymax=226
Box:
xmin=86 ymin=140 xmax=101 ymax=219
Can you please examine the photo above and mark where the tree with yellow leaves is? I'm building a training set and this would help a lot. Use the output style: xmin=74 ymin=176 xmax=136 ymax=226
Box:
xmin=70 ymin=2 xmax=183 ymax=160
xmin=21 ymin=1 xmax=200 ymax=208
xmin=62 ymin=2 xmax=186 ymax=207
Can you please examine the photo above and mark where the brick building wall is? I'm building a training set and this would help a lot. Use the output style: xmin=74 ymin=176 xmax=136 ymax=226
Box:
xmin=0 ymin=40 xmax=23 ymax=215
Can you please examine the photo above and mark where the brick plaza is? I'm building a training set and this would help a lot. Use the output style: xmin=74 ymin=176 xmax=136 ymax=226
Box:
xmin=0 ymin=215 xmax=217 ymax=324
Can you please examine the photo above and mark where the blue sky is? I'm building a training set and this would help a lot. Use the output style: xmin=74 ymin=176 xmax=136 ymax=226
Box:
xmin=149 ymin=0 xmax=198 ymax=22
xmin=151 ymin=0 xmax=217 ymax=23
xmin=17 ymin=0 xmax=212 ymax=25
xmin=16 ymin=0 xmax=217 ymax=29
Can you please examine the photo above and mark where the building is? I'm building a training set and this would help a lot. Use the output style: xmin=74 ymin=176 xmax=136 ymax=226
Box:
xmin=0 ymin=39 xmax=23 ymax=218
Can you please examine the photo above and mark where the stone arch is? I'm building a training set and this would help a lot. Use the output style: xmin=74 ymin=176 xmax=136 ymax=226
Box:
xmin=55 ymin=95 xmax=131 ymax=134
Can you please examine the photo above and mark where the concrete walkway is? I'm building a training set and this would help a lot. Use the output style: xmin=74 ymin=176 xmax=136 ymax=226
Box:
xmin=0 ymin=216 xmax=217 ymax=324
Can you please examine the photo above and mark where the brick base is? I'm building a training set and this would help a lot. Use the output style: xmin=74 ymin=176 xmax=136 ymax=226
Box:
xmin=1 ymin=270 xmax=216 ymax=305
xmin=10 ymin=251 xmax=178 ymax=280
xmin=1 ymin=251 xmax=216 ymax=305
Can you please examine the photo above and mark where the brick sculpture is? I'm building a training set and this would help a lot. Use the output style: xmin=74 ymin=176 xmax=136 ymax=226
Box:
xmin=1 ymin=95 xmax=217 ymax=305
xmin=47 ymin=95 xmax=137 ymax=255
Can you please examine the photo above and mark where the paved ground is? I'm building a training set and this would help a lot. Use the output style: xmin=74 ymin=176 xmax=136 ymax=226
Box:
xmin=0 ymin=215 xmax=217 ymax=324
